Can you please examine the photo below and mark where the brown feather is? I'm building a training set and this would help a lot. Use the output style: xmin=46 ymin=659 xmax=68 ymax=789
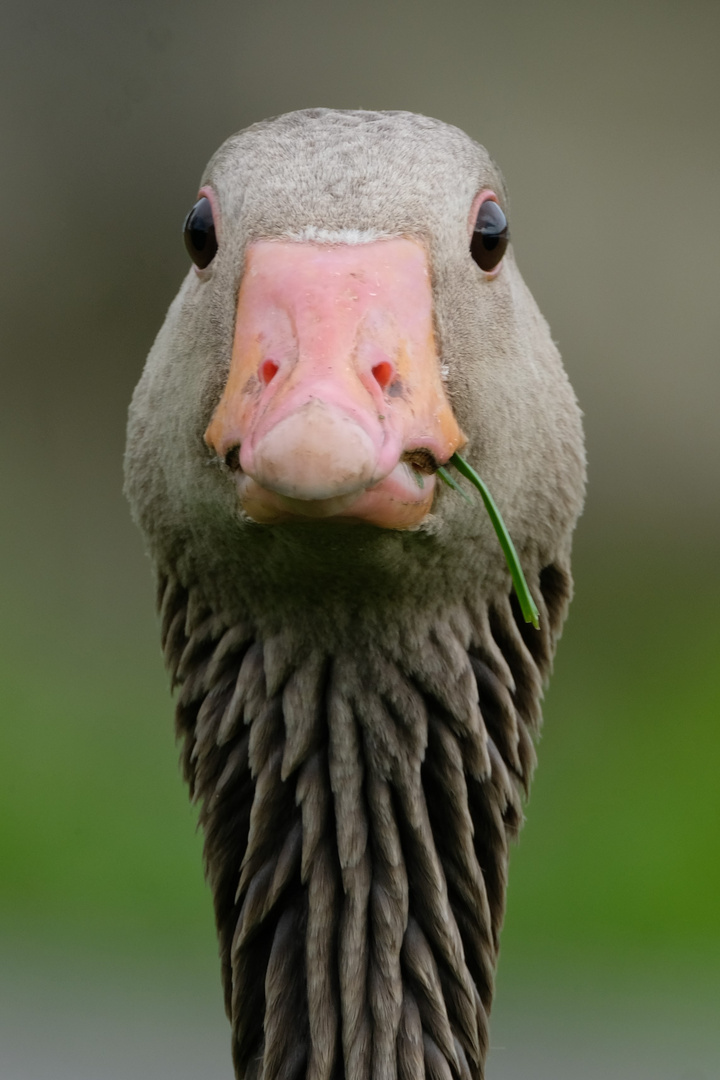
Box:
xmin=160 ymin=582 xmax=554 ymax=1078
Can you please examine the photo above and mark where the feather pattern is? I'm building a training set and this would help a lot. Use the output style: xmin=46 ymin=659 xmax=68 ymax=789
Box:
xmin=157 ymin=558 xmax=571 ymax=1080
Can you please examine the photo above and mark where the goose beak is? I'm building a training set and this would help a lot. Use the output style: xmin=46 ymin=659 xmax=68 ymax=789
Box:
xmin=204 ymin=238 xmax=464 ymax=527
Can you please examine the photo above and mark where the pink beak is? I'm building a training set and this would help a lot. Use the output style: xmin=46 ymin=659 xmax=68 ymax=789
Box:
xmin=204 ymin=237 xmax=464 ymax=528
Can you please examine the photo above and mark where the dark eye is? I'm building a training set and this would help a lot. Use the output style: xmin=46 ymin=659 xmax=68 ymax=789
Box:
xmin=470 ymin=199 xmax=509 ymax=272
xmin=183 ymin=196 xmax=217 ymax=269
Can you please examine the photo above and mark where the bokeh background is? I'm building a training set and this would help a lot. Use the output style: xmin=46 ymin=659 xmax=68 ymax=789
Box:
xmin=1 ymin=1 xmax=718 ymax=1077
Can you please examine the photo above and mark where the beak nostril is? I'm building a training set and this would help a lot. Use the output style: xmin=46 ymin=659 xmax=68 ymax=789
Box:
xmin=371 ymin=360 xmax=395 ymax=390
xmin=260 ymin=359 xmax=279 ymax=385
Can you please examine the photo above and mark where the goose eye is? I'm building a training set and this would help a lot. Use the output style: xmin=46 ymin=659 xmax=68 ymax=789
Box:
xmin=470 ymin=199 xmax=508 ymax=272
xmin=183 ymin=196 xmax=217 ymax=269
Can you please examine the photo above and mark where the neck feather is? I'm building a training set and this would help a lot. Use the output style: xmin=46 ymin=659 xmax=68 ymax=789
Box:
xmin=157 ymin=562 xmax=570 ymax=1080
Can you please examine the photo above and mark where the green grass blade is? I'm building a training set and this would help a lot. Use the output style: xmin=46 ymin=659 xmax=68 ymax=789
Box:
xmin=437 ymin=465 xmax=473 ymax=503
xmin=448 ymin=452 xmax=540 ymax=629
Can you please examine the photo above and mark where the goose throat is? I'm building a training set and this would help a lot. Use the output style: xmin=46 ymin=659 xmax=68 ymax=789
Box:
xmin=159 ymin=565 xmax=570 ymax=1080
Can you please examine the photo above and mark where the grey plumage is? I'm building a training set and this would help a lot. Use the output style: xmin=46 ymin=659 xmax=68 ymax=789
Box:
xmin=126 ymin=109 xmax=585 ymax=1080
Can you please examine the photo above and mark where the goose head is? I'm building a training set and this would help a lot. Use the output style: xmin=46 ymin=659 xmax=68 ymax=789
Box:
xmin=125 ymin=109 xmax=585 ymax=1080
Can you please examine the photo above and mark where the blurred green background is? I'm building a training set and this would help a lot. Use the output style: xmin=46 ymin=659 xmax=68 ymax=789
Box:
xmin=1 ymin=1 xmax=718 ymax=1077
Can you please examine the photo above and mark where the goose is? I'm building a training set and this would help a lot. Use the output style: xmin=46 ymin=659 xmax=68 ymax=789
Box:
xmin=125 ymin=108 xmax=585 ymax=1080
